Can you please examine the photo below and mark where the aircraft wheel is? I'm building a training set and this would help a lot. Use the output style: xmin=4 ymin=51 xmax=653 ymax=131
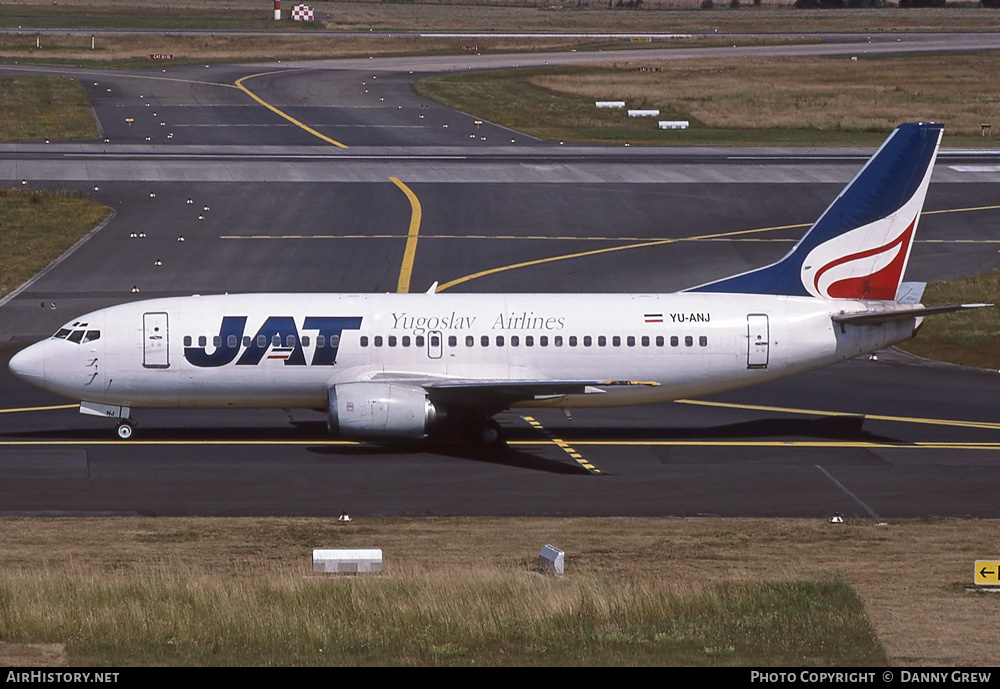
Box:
xmin=116 ymin=422 xmax=135 ymax=440
xmin=480 ymin=420 xmax=504 ymax=446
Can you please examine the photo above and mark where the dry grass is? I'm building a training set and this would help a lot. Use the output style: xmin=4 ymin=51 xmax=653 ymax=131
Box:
xmin=533 ymin=54 xmax=1000 ymax=138
xmin=0 ymin=32 xmax=664 ymax=65
xmin=0 ymin=517 xmax=997 ymax=665
xmin=418 ymin=52 xmax=1000 ymax=144
xmin=3 ymin=2 xmax=1000 ymax=34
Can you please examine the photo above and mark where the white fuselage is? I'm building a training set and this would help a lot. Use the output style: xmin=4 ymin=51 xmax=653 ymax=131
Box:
xmin=14 ymin=292 xmax=917 ymax=411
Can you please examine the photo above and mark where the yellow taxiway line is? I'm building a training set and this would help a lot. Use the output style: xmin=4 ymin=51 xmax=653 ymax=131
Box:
xmin=391 ymin=177 xmax=423 ymax=294
xmin=234 ymin=71 xmax=348 ymax=149
xmin=522 ymin=416 xmax=602 ymax=474
xmin=675 ymin=399 xmax=1000 ymax=432
xmin=0 ymin=404 xmax=79 ymax=414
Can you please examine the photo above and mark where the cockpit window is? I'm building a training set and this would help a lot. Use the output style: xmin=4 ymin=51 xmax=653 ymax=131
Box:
xmin=53 ymin=325 xmax=99 ymax=344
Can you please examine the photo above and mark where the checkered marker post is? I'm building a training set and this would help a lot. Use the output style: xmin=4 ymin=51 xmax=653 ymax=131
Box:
xmin=292 ymin=4 xmax=314 ymax=21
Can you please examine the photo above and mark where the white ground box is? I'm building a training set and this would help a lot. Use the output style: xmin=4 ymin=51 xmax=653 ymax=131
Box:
xmin=313 ymin=548 xmax=383 ymax=573
xmin=595 ymin=101 xmax=625 ymax=108
xmin=658 ymin=121 xmax=689 ymax=130
xmin=539 ymin=544 xmax=564 ymax=574
xmin=628 ymin=109 xmax=660 ymax=117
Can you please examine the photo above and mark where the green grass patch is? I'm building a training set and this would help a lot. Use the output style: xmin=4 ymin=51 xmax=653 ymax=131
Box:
xmin=0 ymin=75 xmax=99 ymax=142
xmin=898 ymin=270 xmax=1000 ymax=369
xmin=0 ymin=188 xmax=110 ymax=298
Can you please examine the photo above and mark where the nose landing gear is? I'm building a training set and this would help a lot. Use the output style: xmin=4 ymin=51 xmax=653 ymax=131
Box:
xmin=116 ymin=420 xmax=136 ymax=440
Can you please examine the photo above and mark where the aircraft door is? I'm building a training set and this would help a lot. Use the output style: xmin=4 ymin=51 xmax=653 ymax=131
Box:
xmin=747 ymin=314 xmax=769 ymax=369
xmin=427 ymin=330 xmax=442 ymax=359
xmin=143 ymin=312 xmax=170 ymax=369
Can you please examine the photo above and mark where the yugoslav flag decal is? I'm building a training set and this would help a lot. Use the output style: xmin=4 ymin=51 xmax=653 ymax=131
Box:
xmin=800 ymin=216 xmax=917 ymax=300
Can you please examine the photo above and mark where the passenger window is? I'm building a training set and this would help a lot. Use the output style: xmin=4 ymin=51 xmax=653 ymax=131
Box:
xmin=402 ymin=336 xmax=411 ymax=347
xmin=271 ymin=334 xmax=281 ymax=347
xmin=584 ymin=336 xmax=592 ymax=347
xmin=360 ymin=336 xmax=369 ymax=347
xmin=685 ymin=336 xmax=693 ymax=347
xmin=598 ymin=336 xmax=607 ymax=347
xmin=511 ymin=336 xmax=519 ymax=347
xmin=317 ymin=335 xmax=326 ymax=348
xmin=184 ymin=335 xmax=192 ymax=347
xmin=429 ymin=335 xmax=439 ymax=347
xmin=286 ymin=335 xmax=295 ymax=348
xmin=374 ymin=336 xmax=383 ymax=347
xmin=227 ymin=335 xmax=238 ymax=348
xmin=481 ymin=335 xmax=489 ymax=347
xmin=416 ymin=335 xmax=425 ymax=347
xmin=199 ymin=335 xmax=207 ymax=347
xmin=656 ymin=336 xmax=664 ymax=347
xmin=627 ymin=336 xmax=635 ymax=347
xmin=700 ymin=336 xmax=708 ymax=347
xmin=641 ymin=336 xmax=649 ymax=347
xmin=670 ymin=336 xmax=679 ymax=347
xmin=331 ymin=335 xmax=339 ymax=347
xmin=301 ymin=336 xmax=310 ymax=347
xmin=555 ymin=336 xmax=563 ymax=347
xmin=448 ymin=335 xmax=457 ymax=347
xmin=388 ymin=336 xmax=397 ymax=347
xmin=540 ymin=336 xmax=548 ymax=347
xmin=243 ymin=336 xmax=251 ymax=347
xmin=525 ymin=336 xmax=534 ymax=347
xmin=466 ymin=335 xmax=474 ymax=347
xmin=569 ymin=336 xmax=577 ymax=347
xmin=496 ymin=335 xmax=505 ymax=347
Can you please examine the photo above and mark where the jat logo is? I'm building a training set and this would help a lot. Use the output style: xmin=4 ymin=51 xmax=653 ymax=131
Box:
xmin=184 ymin=316 xmax=363 ymax=367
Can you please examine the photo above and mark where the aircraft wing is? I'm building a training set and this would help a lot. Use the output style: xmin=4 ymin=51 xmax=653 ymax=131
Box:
xmin=363 ymin=372 xmax=658 ymax=412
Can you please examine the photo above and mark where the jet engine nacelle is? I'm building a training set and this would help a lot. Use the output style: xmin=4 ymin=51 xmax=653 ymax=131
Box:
xmin=328 ymin=382 xmax=437 ymax=439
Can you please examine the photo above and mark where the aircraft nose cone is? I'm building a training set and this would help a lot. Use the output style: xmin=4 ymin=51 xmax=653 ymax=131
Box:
xmin=9 ymin=341 xmax=46 ymax=384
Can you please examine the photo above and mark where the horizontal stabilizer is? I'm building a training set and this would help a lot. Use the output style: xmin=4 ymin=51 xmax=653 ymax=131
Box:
xmin=832 ymin=303 xmax=991 ymax=326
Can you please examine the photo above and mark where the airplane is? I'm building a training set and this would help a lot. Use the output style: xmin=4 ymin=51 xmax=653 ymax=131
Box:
xmin=8 ymin=122 xmax=987 ymax=443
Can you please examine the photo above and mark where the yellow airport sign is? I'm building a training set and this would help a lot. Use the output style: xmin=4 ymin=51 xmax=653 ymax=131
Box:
xmin=974 ymin=561 xmax=1000 ymax=585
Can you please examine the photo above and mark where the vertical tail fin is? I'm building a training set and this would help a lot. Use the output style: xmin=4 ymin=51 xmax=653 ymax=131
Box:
xmin=688 ymin=122 xmax=944 ymax=300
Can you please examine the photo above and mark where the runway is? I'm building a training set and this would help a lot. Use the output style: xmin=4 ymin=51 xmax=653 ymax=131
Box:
xmin=2 ymin=37 xmax=1000 ymax=518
